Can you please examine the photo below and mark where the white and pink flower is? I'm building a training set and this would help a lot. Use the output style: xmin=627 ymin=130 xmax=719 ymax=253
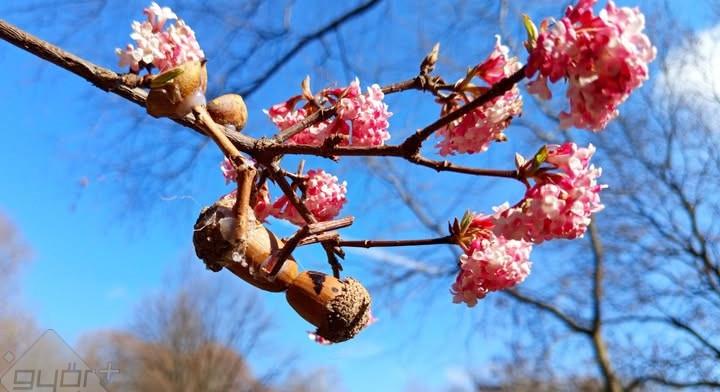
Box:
xmin=525 ymin=0 xmax=656 ymax=131
xmin=266 ymin=78 xmax=391 ymax=147
xmin=272 ymin=169 xmax=348 ymax=226
xmin=116 ymin=2 xmax=204 ymax=72
xmin=493 ymin=143 xmax=605 ymax=243
xmin=451 ymin=214 xmax=533 ymax=306
xmin=436 ymin=36 xmax=523 ymax=156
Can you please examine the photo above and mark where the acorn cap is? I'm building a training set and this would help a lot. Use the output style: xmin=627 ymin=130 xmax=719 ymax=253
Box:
xmin=286 ymin=271 xmax=371 ymax=343
xmin=193 ymin=194 xmax=298 ymax=292
xmin=146 ymin=60 xmax=208 ymax=118
xmin=207 ymin=94 xmax=248 ymax=131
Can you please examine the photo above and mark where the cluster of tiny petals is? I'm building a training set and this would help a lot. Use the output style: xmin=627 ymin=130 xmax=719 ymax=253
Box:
xmin=437 ymin=36 xmax=523 ymax=156
xmin=265 ymin=102 xmax=349 ymax=146
xmin=217 ymin=161 xmax=346 ymax=224
xmin=252 ymin=185 xmax=274 ymax=222
xmin=492 ymin=143 xmax=605 ymax=243
xmin=265 ymin=78 xmax=391 ymax=147
xmin=452 ymin=214 xmax=532 ymax=307
xmin=526 ymin=0 xmax=656 ymax=131
xmin=116 ymin=2 xmax=204 ymax=72
xmin=337 ymin=79 xmax=392 ymax=146
xmin=220 ymin=158 xmax=237 ymax=184
xmin=273 ymin=170 xmax=348 ymax=226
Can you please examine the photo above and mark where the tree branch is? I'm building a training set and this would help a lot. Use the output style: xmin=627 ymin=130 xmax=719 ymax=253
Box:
xmin=337 ymin=236 xmax=454 ymax=248
xmin=0 ymin=19 xmax=524 ymax=183
xmin=237 ymin=0 xmax=382 ymax=97
xmin=504 ymin=289 xmax=591 ymax=334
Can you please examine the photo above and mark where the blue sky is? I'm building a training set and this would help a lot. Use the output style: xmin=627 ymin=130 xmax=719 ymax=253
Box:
xmin=0 ymin=1 xmax=711 ymax=391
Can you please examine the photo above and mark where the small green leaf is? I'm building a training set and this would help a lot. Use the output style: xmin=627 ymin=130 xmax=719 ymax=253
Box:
xmin=533 ymin=145 xmax=548 ymax=166
xmin=151 ymin=68 xmax=185 ymax=88
xmin=522 ymin=14 xmax=538 ymax=51
xmin=460 ymin=210 xmax=474 ymax=230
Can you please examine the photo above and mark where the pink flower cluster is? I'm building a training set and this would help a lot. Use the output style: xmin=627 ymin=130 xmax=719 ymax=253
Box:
xmin=222 ymin=163 xmax=347 ymax=226
xmin=266 ymin=78 xmax=392 ymax=146
xmin=452 ymin=215 xmax=532 ymax=307
xmin=116 ymin=2 xmax=205 ymax=73
xmin=526 ymin=0 xmax=656 ymax=130
xmin=265 ymin=101 xmax=349 ymax=145
xmin=451 ymin=142 xmax=604 ymax=305
xmin=493 ymin=143 xmax=605 ymax=243
xmin=272 ymin=169 xmax=348 ymax=226
xmin=436 ymin=36 xmax=523 ymax=156
xmin=220 ymin=158 xmax=237 ymax=184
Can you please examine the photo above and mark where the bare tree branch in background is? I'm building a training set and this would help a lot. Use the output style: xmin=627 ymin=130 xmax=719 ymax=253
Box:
xmin=78 ymin=269 xmax=326 ymax=392
xmin=0 ymin=211 xmax=37 ymax=378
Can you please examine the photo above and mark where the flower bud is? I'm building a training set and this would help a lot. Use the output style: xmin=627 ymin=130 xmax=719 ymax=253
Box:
xmin=146 ymin=60 xmax=208 ymax=118
xmin=207 ymin=94 xmax=248 ymax=131
xmin=286 ymin=271 xmax=372 ymax=343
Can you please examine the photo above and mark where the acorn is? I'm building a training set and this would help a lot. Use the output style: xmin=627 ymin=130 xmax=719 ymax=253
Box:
xmin=193 ymin=193 xmax=299 ymax=292
xmin=146 ymin=60 xmax=208 ymax=118
xmin=206 ymin=94 xmax=248 ymax=131
xmin=286 ymin=271 xmax=372 ymax=343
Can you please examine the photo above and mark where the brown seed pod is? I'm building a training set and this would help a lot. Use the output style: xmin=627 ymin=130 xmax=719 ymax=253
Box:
xmin=286 ymin=271 xmax=372 ymax=343
xmin=206 ymin=94 xmax=248 ymax=131
xmin=146 ymin=60 xmax=208 ymax=118
xmin=193 ymin=194 xmax=298 ymax=292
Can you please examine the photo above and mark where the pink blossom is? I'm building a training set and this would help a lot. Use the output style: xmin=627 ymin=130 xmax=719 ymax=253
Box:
xmin=116 ymin=3 xmax=204 ymax=72
xmin=337 ymin=79 xmax=392 ymax=146
xmin=220 ymin=158 xmax=237 ymax=184
xmin=452 ymin=214 xmax=532 ymax=306
xmin=493 ymin=143 xmax=605 ymax=243
xmin=271 ymin=169 xmax=347 ymax=226
xmin=252 ymin=183 xmax=275 ymax=222
xmin=265 ymin=102 xmax=350 ymax=146
xmin=116 ymin=44 xmax=146 ymax=72
xmin=526 ymin=0 xmax=656 ymax=131
xmin=144 ymin=2 xmax=177 ymax=32
xmin=436 ymin=36 xmax=523 ymax=156
xmin=265 ymin=78 xmax=391 ymax=146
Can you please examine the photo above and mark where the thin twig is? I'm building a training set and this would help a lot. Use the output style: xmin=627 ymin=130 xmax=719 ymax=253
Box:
xmin=400 ymin=65 xmax=527 ymax=154
xmin=263 ymin=162 xmax=345 ymax=277
xmin=233 ymin=166 xmax=257 ymax=252
xmin=338 ymin=235 xmax=453 ymax=248
xmin=267 ymin=217 xmax=355 ymax=276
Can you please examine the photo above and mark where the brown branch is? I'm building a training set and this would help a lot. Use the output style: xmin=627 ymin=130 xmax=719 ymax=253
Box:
xmin=192 ymin=105 xmax=259 ymax=256
xmin=263 ymin=162 xmax=345 ymax=277
xmin=297 ymin=231 xmax=340 ymax=246
xmin=0 ymin=19 xmax=257 ymax=152
xmin=193 ymin=105 xmax=242 ymax=159
xmin=267 ymin=216 xmax=355 ymax=276
xmin=0 ymin=19 xmax=524 ymax=184
xmin=260 ymin=142 xmax=522 ymax=180
xmin=337 ymin=235 xmax=453 ymax=248
xmin=233 ymin=166 xmax=257 ymax=251
xmin=400 ymin=65 xmax=527 ymax=154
